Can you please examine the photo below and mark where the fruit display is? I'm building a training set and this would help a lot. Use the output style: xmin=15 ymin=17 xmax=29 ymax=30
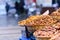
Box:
xmin=18 ymin=15 xmax=57 ymax=26
xmin=27 ymin=15 xmax=57 ymax=26
xmin=50 ymin=33 xmax=60 ymax=40
xmin=18 ymin=15 xmax=41 ymax=26
xmin=18 ymin=8 xmax=60 ymax=40
xmin=33 ymin=26 xmax=56 ymax=37
xmin=33 ymin=26 xmax=57 ymax=40
xmin=33 ymin=23 xmax=60 ymax=40
xmin=50 ymin=8 xmax=60 ymax=20
xmin=53 ymin=22 xmax=60 ymax=29
xmin=18 ymin=15 xmax=57 ymax=34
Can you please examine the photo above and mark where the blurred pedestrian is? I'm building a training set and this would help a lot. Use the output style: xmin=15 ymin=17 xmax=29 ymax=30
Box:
xmin=57 ymin=0 xmax=60 ymax=7
xmin=5 ymin=2 xmax=10 ymax=15
xmin=15 ymin=1 xmax=19 ymax=14
xmin=19 ymin=0 xmax=25 ymax=14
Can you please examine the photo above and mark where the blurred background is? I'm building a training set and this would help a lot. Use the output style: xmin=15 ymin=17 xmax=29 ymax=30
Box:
xmin=0 ymin=0 xmax=59 ymax=40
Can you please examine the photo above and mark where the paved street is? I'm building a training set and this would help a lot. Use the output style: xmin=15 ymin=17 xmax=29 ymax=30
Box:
xmin=0 ymin=15 xmax=25 ymax=40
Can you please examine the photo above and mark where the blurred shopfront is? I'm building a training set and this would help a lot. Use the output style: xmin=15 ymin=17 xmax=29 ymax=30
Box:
xmin=0 ymin=0 xmax=59 ymax=15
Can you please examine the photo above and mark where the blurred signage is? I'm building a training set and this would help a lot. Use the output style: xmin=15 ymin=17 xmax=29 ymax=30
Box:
xmin=36 ymin=0 xmax=52 ymax=7
xmin=42 ymin=0 xmax=52 ymax=7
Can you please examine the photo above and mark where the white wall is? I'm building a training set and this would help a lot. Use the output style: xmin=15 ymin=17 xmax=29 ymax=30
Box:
xmin=36 ymin=0 xmax=43 ymax=5
xmin=36 ymin=0 xmax=52 ymax=7
xmin=0 ymin=0 xmax=6 ymax=15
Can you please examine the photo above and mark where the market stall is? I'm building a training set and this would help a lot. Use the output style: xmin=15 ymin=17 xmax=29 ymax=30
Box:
xmin=18 ymin=8 xmax=60 ymax=40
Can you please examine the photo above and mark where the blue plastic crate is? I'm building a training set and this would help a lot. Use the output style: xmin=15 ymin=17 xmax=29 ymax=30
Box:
xmin=19 ymin=35 xmax=36 ymax=40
